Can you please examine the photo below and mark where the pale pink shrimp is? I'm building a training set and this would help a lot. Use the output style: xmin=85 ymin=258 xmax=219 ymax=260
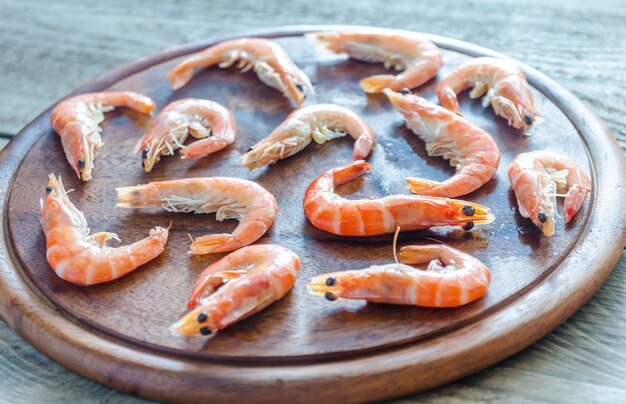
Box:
xmin=303 ymin=160 xmax=494 ymax=236
xmin=309 ymin=243 xmax=490 ymax=307
xmin=307 ymin=29 xmax=442 ymax=93
xmin=240 ymin=104 xmax=376 ymax=171
xmin=436 ymin=57 xmax=539 ymax=131
xmin=116 ymin=177 xmax=277 ymax=254
xmin=171 ymin=244 xmax=299 ymax=337
xmin=509 ymin=151 xmax=591 ymax=236
xmin=384 ymin=89 xmax=501 ymax=198
xmin=40 ymin=174 xmax=169 ymax=286
xmin=50 ymin=92 xmax=155 ymax=181
xmin=133 ymin=98 xmax=236 ymax=172
xmin=167 ymin=38 xmax=314 ymax=106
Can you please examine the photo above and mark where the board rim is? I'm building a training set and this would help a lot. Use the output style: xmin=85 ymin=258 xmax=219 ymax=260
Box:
xmin=1 ymin=25 xmax=625 ymax=402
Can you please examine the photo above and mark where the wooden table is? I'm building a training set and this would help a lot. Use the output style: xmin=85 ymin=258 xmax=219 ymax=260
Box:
xmin=1 ymin=0 xmax=624 ymax=401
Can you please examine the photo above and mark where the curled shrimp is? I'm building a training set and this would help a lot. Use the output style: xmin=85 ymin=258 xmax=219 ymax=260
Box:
xmin=40 ymin=174 xmax=169 ymax=286
xmin=167 ymin=38 xmax=314 ymax=106
xmin=436 ymin=57 xmax=539 ymax=131
xmin=303 ymin=160 xmax=494 ymax=236
xmin=384 ymin=89 xmax=500 ymax=198
xmin=50 ymin=91 xmax=156 ymax=181
xmin=171 ymin=244 xmax=299 ymax=337
xmin=508 ymin=151 xmax=591 ymax=236
xmin=309 ymin=243 xmax=490 ymax=307
xmin=133 ymin=98 xmax=236 ymax=172
xmin=240 ymin=104 xmax=376 ymax=171
xmin=307 ymin=29 xmax=442 ymax=93
xmin=116 ymin=177 xmax=277 ymax=254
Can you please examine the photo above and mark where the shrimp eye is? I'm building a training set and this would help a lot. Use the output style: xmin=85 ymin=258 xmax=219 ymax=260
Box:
xmin=325 ymin=292 xmax=337 ymax=301
xmin=197 ymin=312 xmax=208 ymax=323
xmin=247 ymin=146 xmax=254 ymax=152
xmin=538 ymin=211 xmax=547 ymax=223
xmin=524 ymin=114 xmax=533 ymax=125
xmin=46 ymin=186 xmax=53 ymax=194
xmin=142 ymin=149 xmax=148 ymax=159
xmin=296 ymin=83 xmax=304 ymax=92
xmin=325 ymin=277 xmax=337 ymax=286
xmin=399 ymin=88 xmax=412 ymax=95
xmin=77 ymin=159 xmax=84 ymax=169
xmin=462 ymin=221 xmax=475 ymax=231
xmin=461 ymin=205 xmax=475 ymax=216
xmin=199 ymin=326 xmax=212 ymax=336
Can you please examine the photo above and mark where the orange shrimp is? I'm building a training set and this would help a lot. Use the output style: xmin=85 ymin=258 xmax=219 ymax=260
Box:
xmin=508 ymin=151 xmax=591 ymax=236
xmin=116 ymin=177 xmax=277 ymax=254
xmin=303 ymin=161 xmax=494 ymax=236
xmin=167 ymin=38 xmax=314 ymax=106
xmin=307 ymin=29 xmax=442 ymax=93
xmin=384 ymin=89 xmax=500 ymax=198
xmin=40 ymin=174 xmax=169 ymax=286
xmin=240 ymin=104 xmax=376 ymax=171
xmin=133 ymin=98 xmax=236 ymax=172
xmin=436 ymin=57 xmax=539 ymax=131
xmin=309 ymin=243 xmax=490 ymax=307
xmin=171 ymin=244 xmax=299 ymax=336
xmin=50 ymin=91 xmax=155 ymax=181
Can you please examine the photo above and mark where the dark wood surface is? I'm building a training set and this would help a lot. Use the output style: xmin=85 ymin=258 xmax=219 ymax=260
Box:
xmin=1 ymin=26 xmax=625 ymax=403
xmin=1 ymin=1 xmax=625 ymax=402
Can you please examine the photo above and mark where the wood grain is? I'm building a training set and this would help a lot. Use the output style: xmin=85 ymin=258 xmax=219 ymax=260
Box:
xmin=0 ymin=0 xmax=625 ymax=402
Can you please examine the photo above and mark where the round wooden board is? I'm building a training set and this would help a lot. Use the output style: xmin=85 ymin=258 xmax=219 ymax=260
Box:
xmin=1 ymin=26 xmax=625 ymax=403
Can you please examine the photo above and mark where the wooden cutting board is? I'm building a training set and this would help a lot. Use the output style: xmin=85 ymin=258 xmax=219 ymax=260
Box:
xmin=0 ymin=25 xmax=624 ymax=403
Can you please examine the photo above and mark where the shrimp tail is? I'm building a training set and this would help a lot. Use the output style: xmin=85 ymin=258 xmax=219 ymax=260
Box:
xmin=167 ymin=61 xmax=195 ymax=90
xmin=116 ymin=184 xmax=162 ymax=208
xmin=437 ymin=86 xmax=462 ymax=115
xmin=180 ymin=137 xmax=231 ymax=159
xmin=563 ymin=185 xmax=590 ymax=223
xmin=353 ymin=135 xmax=375 ymax=161
xmin=405 ymin=177 xmax=443 ymax=196
xmin=359 ymin=74 xmax=397 ymax=93
xmin=189 ymin=233 xmax=238 ymax=254
xmin=333 ymin=160 xmax=372 ymax=186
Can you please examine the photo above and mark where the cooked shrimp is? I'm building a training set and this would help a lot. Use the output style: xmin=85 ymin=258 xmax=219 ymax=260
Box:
xmin=240 ymin=104 xmax=376 ymax=171
xmin=307 ymin=29 xmax=442 ymax=93
xmin=436 ymin=57 xmax=539 ymax=131
xmin=508 ymin=151 xmax=591 ymax=236
xmin=303 ymin=160 xmax=494 ymax=236
xmin=167 ymin=38 xmax=314 ymax=106
xmin=309 ymin=243 xmax=490 ymax=307
xmin=133 ymin=99 xmax=236 ymax=172
xmin=40 ymin=174 xmax=169 ymax=286
xmin=116 ymin=177 xmax=277 ymax=254
xmin=50 ymin=92 xmax=155 ymax=181
xmin=171 ymin=244 xmax=299 ymax=336
xmin=384 ymin=89 xmax=500 ymax=198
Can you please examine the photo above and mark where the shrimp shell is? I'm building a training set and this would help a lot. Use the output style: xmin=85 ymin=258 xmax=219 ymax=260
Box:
xmin=40 ymin=174 xmax=169 ymax=286
xmin=309 ymin=243 xmax=490 ymax=307
xmin=171 ymin=244 xmax=299 ymax=337
xmin=116 ymin=177 xmax=277 ymax=254
xmin=240 ymin=104 xmax=376 ymax=171
xmin=384 ymin=89 xmax=501 ymax=198
xmin=303 ymin=160 xmax=494 ymax=236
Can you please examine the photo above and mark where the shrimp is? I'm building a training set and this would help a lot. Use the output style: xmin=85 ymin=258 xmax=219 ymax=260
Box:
xmin=436 ymin=57 xmax=539 ymax=131
xmin=384 ymin=89 xmax=501 ymax=198
xmin=50 ymin=91 xmax=156 ymax=181
xmin=240 ymin=104 xmax=376 ymax=171
xmin=309 ymin=243 xmax=490 ymax=307
xmin=508 ymin=151 xmax=591 ymax=236
xmin=167 ymin=38 xmax=314 ymax=106
xmin=133 ymin=99 xmax=236 ymax=172
xmin=40 ymin=174 xmax=169 ymax=286
xmin=171 ymin=244 xmax=299 ymax=336
xmin=116 ymin=177 xmax=277 ymax=254
xmin=303 ymin=160 xmax=494 ymax=236
xmin=307 ymin=29 xmax=442 ymax=93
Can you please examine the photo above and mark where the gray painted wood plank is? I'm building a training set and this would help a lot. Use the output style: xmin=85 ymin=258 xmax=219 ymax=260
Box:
xmin=0 ymin=0 xmax=625 ymax=402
